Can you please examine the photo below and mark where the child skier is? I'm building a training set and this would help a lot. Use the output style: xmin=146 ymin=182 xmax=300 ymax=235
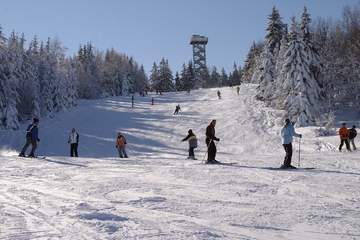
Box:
xmin=19 ymin=118 xmax=40 ymax=158
xmin=116 ymin=132 xmax=128 ymax=158
xmin=217 ymin=90 xmax=221 ymax=99
xmin=181 ymin=129 xmax=198 ymax=160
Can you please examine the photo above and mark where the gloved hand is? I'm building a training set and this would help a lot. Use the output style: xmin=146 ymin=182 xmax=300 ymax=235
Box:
xmin=37 ymin=138 xmax=40 ymax=142
xmin=299 ymin=134 xmax=302 ymax=138
xmin=216 ymin=138 xmax=220 ymax=141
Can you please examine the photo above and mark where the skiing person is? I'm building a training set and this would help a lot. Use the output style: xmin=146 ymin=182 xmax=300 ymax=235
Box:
xmin=116 ymin=132 xmax=128 ymax=158
xmin=19 ymin=118 xmax=40 ymax=158
xmin=68 ymin=128 xmax=79 ymax=157
xmin=236 ymin=86 xmax=240 ymax=95
xmin=205 ymin=120 xmax=220 ymax=164
xmin=181 ymin=129 xmax=198 ymax=160
xmin=349 ymin=125 xmax=357 ymax=150
xmin=217 ymin=90 xmax=221 ymax=99
xmin=173 ymin=104 xmax=181 ymax=115
xmin=339 ymin=123 xmax=351 ymax=152
xmin=280 ymin=118 xmax=302 ymax=169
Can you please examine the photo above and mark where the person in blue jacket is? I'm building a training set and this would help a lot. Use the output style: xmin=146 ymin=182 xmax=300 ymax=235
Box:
xmin=19 ymin=118 xmax=40 ymax=158
xmin=280 ymin=118 xmax=302 ymax=169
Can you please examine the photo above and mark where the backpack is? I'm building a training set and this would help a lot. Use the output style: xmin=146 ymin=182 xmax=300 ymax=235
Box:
xmin=349 ymin=129 xmax=357 ymax=139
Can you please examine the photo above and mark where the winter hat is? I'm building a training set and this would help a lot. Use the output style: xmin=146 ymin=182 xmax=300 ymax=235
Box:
xmin=353 ymin=125 xmax=356 ymax=128
xmin=33 ymin=118 xmax=39 ymax=123
xmin=285 ymin=118 xmax=290 ymax=124
xmin=188 ymin=129 xmax=193 ymax=134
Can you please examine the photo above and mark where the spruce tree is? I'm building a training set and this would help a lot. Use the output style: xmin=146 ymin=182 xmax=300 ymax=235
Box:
xmin=279 ymin=17 xmax=321 ymax=126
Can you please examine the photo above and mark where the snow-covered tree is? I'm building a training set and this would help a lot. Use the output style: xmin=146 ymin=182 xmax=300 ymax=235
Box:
xmin=266 ymin=6 xmax=284 ymax=55
xmin=157 ymin=58 xmax=174 ymax=92
xmin=279 ymin=17 xmax=322 ymax=126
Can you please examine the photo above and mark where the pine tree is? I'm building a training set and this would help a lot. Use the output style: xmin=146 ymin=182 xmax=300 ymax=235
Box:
xmin=220 ymin=68 xmax=228 ymax=86
xmin=174 ymin=71 xmax=182 ymax=91
xmin=149 ymin=62 xmax=159 ymax=91
xmin=266 ymin=6 xmax=284 ymax=55
xmin=242 ymin=42 xmax=263 ymax=83
xmin=158 ymin=58 xmax=174 ymax=91
xmin=207 ymin=67 xmax=220 ymax=88
xmin=279 ymin=17 xmax=322 ymax=126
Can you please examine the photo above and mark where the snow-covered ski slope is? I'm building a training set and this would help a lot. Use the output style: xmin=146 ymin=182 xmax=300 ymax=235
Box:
xmin=0 ymin=84 xmax=359 ymax=240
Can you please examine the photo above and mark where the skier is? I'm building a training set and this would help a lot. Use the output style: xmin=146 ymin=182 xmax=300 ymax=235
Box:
xmin=19 ymin=118 xmax=40 ymax=158
xmin=205 ymin=120 xmax=220 ymax=164
xmin=280 ymin=118 xmax=302 ymax=169
xmin=339 ymin=123 xmax=351 ymax=152
xmin=116 ymin=132 xmax=128 ymax=158
xmin=68 ymin=128 xmax=79 ymax=157
xmin=349 ymin=125 xmax=357 ymax=150
xmin=181 ymin=129 xmax=198 ymax=160
xmin=236 ymin=86 xmax=240 ymax=95
xmin=217 ymin=90 xmax=221 ymax=99
xmin=173 ymin=104 xmax=181 ymax=115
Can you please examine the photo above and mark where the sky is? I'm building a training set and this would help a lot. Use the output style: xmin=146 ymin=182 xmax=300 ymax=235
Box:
xmin=0 ymin=0 xmax=358 ymax=74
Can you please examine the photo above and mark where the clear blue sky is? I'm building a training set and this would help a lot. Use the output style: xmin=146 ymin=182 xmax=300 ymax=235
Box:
xmin=0 ymin=0 xmax=358 ymax=74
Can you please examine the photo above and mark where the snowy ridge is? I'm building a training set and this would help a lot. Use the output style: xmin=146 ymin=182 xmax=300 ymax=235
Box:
xmin=0 ymin=85 xmax=359 ymax=239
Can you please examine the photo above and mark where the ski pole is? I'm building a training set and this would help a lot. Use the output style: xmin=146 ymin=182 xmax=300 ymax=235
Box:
xmin=298 ymin=138 xmax=301 ymax=167
xmin=203 ymin=139 xmax=212 ymax=164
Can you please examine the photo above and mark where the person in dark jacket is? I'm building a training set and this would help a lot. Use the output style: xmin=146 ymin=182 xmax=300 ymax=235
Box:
xmin=349 ymin=125 xmax=357 ymax=150
xmin=174 ymin=104 xmax=181 ymax=115
xmin=205 ymin=120 xmax=220 ymax=164
xmin=181 ymin=129 xmax=198 ymax=159
xmin=19 ymin=118 xmax=40 ymax=157
xmin=68 ymin=128 xmax=79 ymax=157
xmin=116 ymin=133 xmax=128 ymax=158
xmin=217 ymin=90 xmax=221 ymax=99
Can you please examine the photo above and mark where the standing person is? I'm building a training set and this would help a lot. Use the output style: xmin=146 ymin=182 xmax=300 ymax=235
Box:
xmin=68 ymin=128 xmax=79 ymax=157
xmin=173 ymin=104 xmax=181 ymax=115
xmin=339 ymin=123 xmax=351 ymax=152
xmin=205 ymin=120 xmax=220 ymax=164
xmin=116 ymin=133 xmax=128 ymax=158
xmin=19 ymin=118 xmax=40 ymax=158
xmin=217 ymin=90 xmax=221 ymax=99
xmin=280 ymin=119 xmax=302 ymax=169
xmin=349 ymin=125 xmax=357 ymax=150
xmin=236 ymin=86 xmax=240 ymax=95
xmin=181 ymin=129 xmax=198 ymax=160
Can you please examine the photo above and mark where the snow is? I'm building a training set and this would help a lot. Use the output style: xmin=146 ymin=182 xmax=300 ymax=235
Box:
xmin=0 ymin=84 xmax=360 ymax=239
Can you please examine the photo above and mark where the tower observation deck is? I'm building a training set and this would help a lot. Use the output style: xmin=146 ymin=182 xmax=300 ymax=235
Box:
xmin=190 ymin=35 xmax=208 ymax=87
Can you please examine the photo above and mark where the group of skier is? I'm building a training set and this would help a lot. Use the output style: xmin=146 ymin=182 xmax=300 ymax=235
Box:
xmin=18 ymin=117 xmax=129 ymax=159
xmin=338 ymin=123 xmax=357 ymax=151
xmin=17 ymin=88 xmax=357 ymax=168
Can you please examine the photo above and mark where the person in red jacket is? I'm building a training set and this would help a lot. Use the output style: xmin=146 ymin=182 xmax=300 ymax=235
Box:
xmin=339 ymin=123 xmax=351 ymax=152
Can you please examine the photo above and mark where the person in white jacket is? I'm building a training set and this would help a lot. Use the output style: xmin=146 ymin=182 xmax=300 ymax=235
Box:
xmin=68 ymin=128 xmax=79 ymax=157
xmin=280 ymin=119 xmax=302 ymax=169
